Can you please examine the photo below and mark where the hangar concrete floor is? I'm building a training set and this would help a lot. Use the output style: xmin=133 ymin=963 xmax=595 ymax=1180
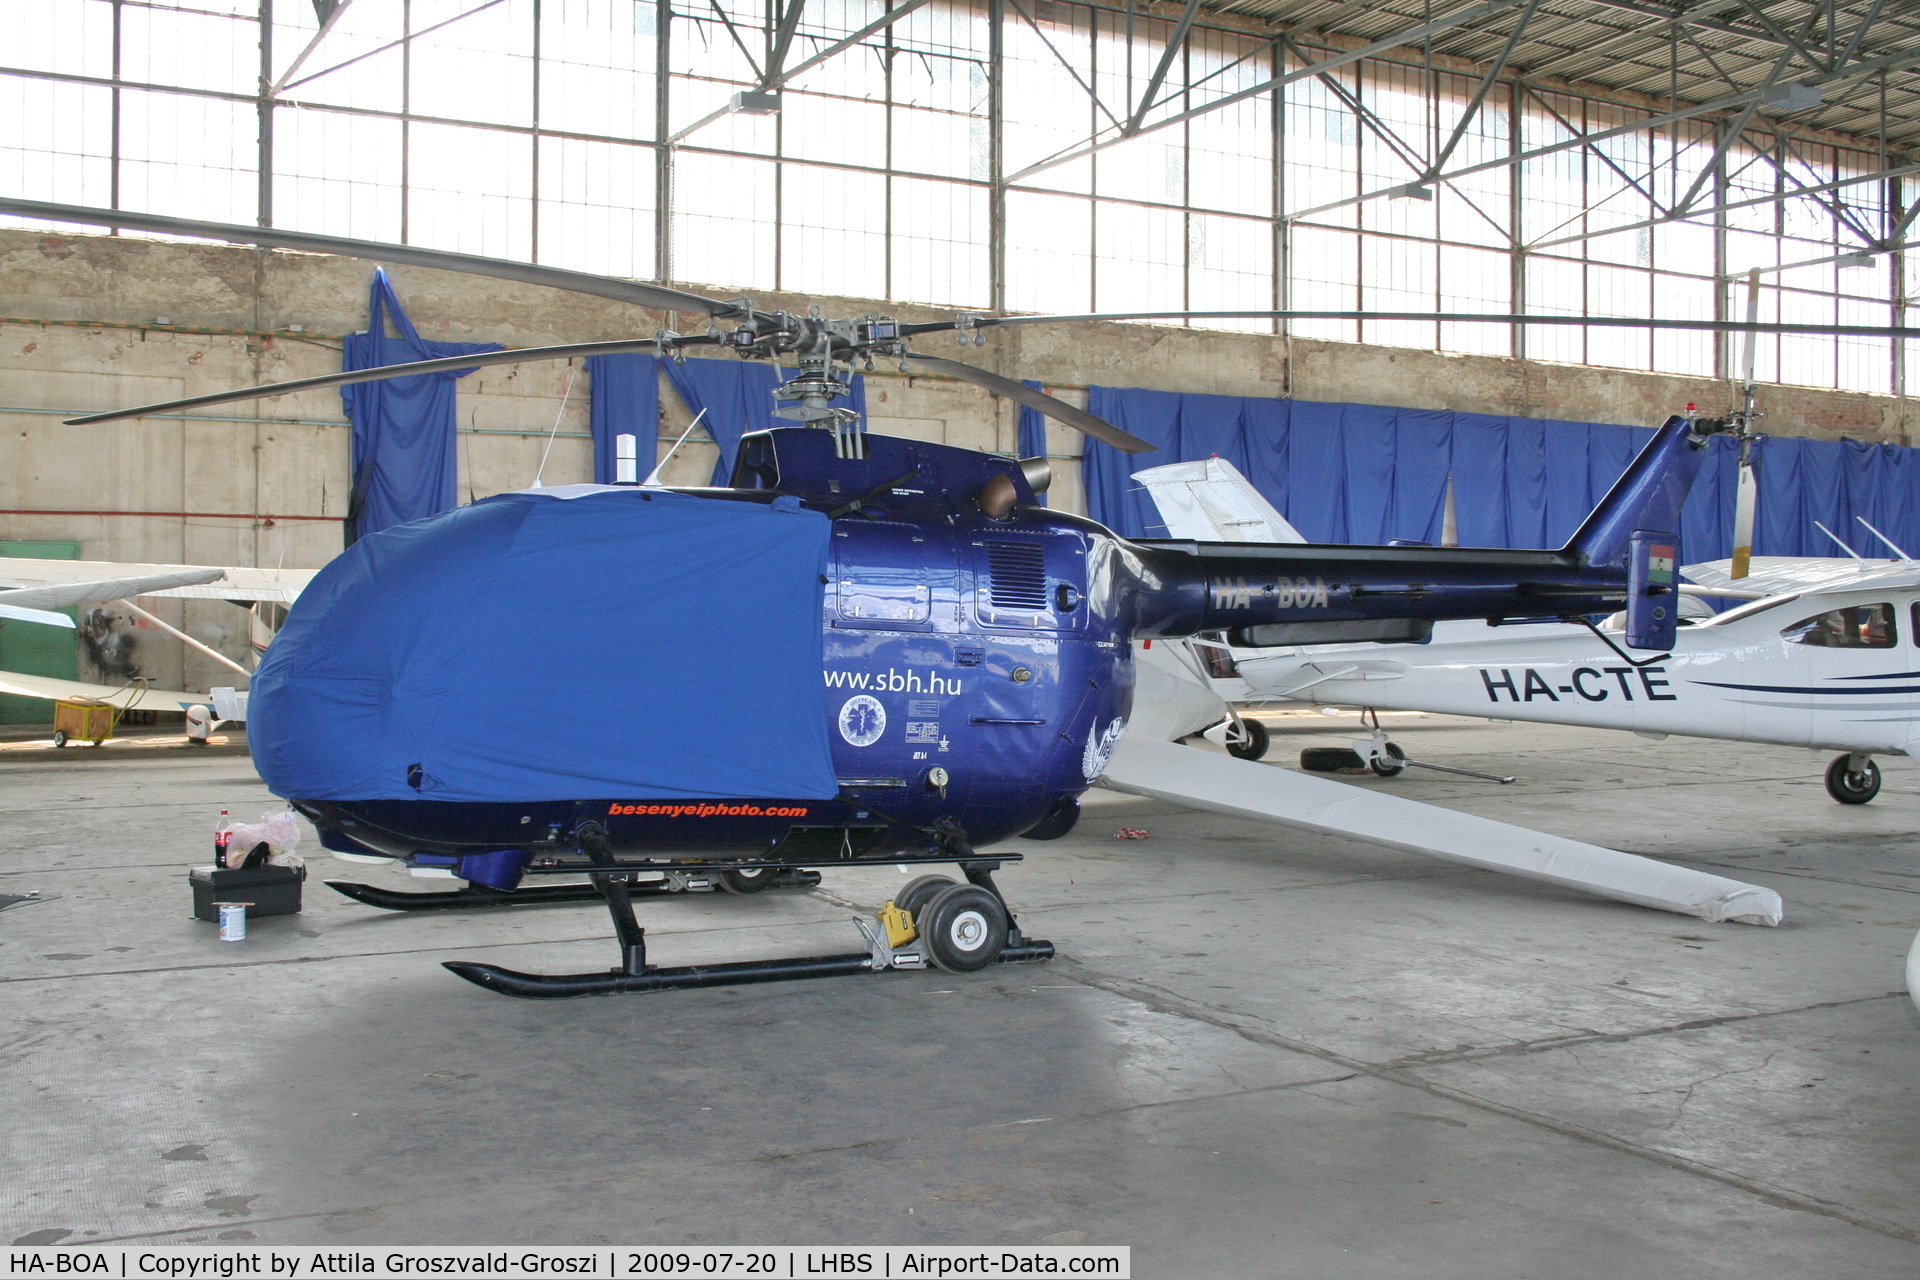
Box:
xmin=3 ymin=714 xmax=1919 ymax=1276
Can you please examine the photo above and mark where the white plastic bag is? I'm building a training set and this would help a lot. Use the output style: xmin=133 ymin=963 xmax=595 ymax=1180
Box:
xmin=226 ymin=809 xmax=305 ymax=869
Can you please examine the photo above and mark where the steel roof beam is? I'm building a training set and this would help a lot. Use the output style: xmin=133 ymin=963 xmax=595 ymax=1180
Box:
xmin=266 ymin=0 xmax=356 ymax=99
xmin=274 ymin=0 xmax=506 ymax=97
xmin=1286 ymin=42 xmax=1920 ymax=222
xmin=1005 ymin=0 xmax=1525 ymax=183
xmin=1566 ymin=0 xmax=1910 ymax=66
xmin=1426 ymin=0 xmax=1541 ymax=178
xmin=1126 ymin=0 xmax=1206 ymax=134
xmin=1008 ymin=0 xmax=1125 ymax=133
xmin=775 ymin=0 xmax=937 ymax=84
xmin=1518 ymin=83 xmax=1669 ymax=225
xmin=1669 ymin=38 xmax=1801 ymax=216
xmin=763 ymin=0 xmax=811 ymax=85
xmin=667 ymin=0 xmax=938 ymax=144
xmin=1519 ymin=156 xmax=1920 ymax=251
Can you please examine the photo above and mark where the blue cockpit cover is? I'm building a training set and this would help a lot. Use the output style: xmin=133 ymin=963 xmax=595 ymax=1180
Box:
xmin=249 ymin=487 xmax=837 ymax=803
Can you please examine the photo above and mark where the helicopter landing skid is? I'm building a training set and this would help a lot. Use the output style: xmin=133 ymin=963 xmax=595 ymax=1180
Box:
xmin=326 ymin=868 xmax=822 ymax=912
xmin=442 ymin=862 xmax=1053 ymax=999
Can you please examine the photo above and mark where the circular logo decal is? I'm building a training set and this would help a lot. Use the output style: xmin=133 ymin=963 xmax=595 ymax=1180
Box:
xmin=838 ymin=695 xmax=887 ymax=747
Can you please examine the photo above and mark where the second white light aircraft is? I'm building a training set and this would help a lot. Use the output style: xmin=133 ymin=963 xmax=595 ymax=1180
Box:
xmin=1137 ymin=456 xmax=1919 ymax=805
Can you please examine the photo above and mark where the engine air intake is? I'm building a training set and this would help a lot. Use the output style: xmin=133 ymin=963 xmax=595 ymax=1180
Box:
xmin=985 ymin=541 xmax=1048 ymax=611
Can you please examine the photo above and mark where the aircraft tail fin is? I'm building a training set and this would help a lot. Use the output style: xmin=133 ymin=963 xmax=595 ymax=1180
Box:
xmin=1562 ymin=415 xmax=1717 ymax=568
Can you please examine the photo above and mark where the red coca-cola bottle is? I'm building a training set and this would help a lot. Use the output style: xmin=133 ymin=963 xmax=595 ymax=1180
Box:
xmin=214 ymin=810 xmax=232 ymax=867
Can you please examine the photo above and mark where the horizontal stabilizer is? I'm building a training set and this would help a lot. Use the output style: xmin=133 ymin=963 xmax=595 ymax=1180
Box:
xmin=1099 ymin=735 xmax=1781 ymax=926
xmin=1132 ymin=457 xmax=1308 ymax=543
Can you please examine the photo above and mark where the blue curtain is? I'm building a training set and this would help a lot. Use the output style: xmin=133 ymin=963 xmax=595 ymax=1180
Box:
xmin=341 ymin=270 xmax=499 ymax=542
xmin=1083 ymin=383 xmax=1920 ymax=561
xmin=585 ymin=353 xmax=659 ymax=484
xmin=1018 ymin=381 xmax=1048 ymax=507
xmin=1084 ymin=388 xmax=1287 ymax=538
xmin=662 ymin=357 xmax=867 ymax=486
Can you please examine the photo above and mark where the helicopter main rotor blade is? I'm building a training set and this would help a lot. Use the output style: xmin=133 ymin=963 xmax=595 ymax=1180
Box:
xmin=906 ymin=311 xmax=1920 ymax=340
xmin=62 ymin=338 xmax=707 ymax=425
xmin=901 ymin=352 xmax=1155 ymax=454
xmin=0 ymin=198 xmax=745 ymax=320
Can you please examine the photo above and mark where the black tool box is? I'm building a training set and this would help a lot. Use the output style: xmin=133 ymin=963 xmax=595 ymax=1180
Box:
xmin=190 ymin=863 xmax=305 ymax=921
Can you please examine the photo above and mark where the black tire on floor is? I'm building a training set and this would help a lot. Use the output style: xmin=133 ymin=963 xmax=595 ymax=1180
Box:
xmin=51 ymin=730 xmax=67 ymax=748
xmin=919 ymin=883 xmax=1008 ymax=973
xmin=1369 ymin=742 xmax=1407 ymax=777
xmin=1825 ymin=754 xmax=1881 ymax=804
xmin=893 ymin=874 xmax=956 ymax=918
xmin=1226 ymin=719 xmax=1270 ymax=761
xmin=715 ymin=866 xmax=774 ymax=894
xmin=1301 ymin=746 xmax=1366 ymax=772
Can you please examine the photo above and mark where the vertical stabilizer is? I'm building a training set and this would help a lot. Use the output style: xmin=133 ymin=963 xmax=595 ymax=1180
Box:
xmin=1562 ymin=415 xmax=1715 ymax=568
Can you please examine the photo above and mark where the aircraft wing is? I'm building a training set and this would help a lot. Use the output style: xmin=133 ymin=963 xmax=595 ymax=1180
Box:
xmin=0 ymin=569 xmax=226 ymax=629
xmin=0 ymin=557 xmax=316 ymax=604
xmin=1099 ymin=735 xmax=1780 ymax=925
xmin=1132 ymin=457 xmax=1307 ymax=543
xmin=1107 ymin=645 xmax=1782 ymax=926
xmin=0 ymin=670 xmax=208 ymax=711
xmin=1683 ymin=555 xmax=1917 ymax=597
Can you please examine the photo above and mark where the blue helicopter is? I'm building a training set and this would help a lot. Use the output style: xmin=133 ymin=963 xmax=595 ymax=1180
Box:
xmin=35 ymin=198 xmax=1899 ymax=1000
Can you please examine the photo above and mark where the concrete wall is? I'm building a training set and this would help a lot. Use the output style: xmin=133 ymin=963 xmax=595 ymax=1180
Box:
xmin=1 ymin=225 xmax=1913 ymax=695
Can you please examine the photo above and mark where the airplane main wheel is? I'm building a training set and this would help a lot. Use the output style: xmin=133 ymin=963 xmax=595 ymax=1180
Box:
xmin=715 ymin=866 xmax=773 ymax=894
xmin=893 ymin=874 xmax=956 ymax=918
xmin=919 ymin=884 xmax=1007 ymax=973
xmin=1825 ymin=755 xmax=1881 ymax=805
xmin=1226 ymin=719 xmax=1270 ymax=761
xmin=1369 ymin=742 xmax=1407 ymax=777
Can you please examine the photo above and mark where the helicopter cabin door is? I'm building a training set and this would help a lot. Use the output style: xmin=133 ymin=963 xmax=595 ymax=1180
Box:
xmin=831 ymin=521 xmax=946 ymax=630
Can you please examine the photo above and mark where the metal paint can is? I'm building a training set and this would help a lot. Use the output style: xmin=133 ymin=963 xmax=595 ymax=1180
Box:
xmin=217 ymin=902 xmax=247 ymax=942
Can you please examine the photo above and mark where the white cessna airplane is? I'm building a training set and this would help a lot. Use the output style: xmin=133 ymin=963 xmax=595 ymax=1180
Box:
xmin=1136 ymin=456 xmax=1918 ymax=806
xmin=0 ymin=557 xmax=317 ymax=736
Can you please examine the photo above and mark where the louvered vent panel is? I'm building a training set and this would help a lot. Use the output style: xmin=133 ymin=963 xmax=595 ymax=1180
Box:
xmin=986 ymin=541 xmax=1048 ymax=611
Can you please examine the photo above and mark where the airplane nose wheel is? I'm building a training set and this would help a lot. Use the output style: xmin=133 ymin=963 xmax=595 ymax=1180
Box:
xmin=1825 ymin=754 xmax=1881 ymax=804
xmin=1225 ymin=718 xmax=1270 ymax=761
xmin=1368 ymin=741 xmax=1407 ymax=777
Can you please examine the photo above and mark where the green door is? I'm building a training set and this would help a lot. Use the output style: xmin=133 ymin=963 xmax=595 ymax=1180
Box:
xmin=0 ymin=541 xmax=81 ymax=724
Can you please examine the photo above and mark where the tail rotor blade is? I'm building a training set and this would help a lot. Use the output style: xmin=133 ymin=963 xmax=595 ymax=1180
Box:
xmin=1730 ymin=269 xmax=1762 ymax=581
xmin=902 ymin=352 xmax=1155 ymax=454
xmin=1730 ymin=447 xmax=1757 ymax=580
xmin=62 ymin=338 xmax=698 ymax=426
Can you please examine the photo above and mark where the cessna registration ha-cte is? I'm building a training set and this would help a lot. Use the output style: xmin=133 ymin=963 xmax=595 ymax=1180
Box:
xmin=1144 ymin=454 xmax=1920 ymax=807
xmin=17 ymin=198 xmax=1905 ymax=1000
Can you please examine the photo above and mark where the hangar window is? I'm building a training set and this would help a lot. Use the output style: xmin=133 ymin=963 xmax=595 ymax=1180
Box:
xmin=1780 ymin=604 xmax=1897 ymax=649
